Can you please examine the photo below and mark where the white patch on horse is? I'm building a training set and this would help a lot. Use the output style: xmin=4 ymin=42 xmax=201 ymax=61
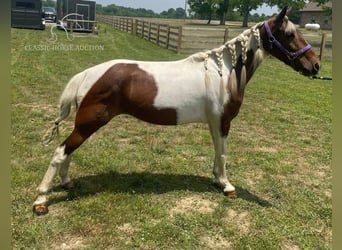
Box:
xmin=138 ymin=60 xmax=210 ymax=124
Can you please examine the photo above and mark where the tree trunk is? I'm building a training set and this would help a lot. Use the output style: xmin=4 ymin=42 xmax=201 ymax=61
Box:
xmin=219 ymin=0 xmax=229 ymax=25
xmin=207 ymin=11 xmax=212 ymax=24
xmin=242 ymin=10 xmax=249 ymax=27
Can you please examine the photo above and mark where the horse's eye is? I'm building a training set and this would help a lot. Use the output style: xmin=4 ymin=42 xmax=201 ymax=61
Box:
xmin=286 ymin=33 xmax=295 ymax=39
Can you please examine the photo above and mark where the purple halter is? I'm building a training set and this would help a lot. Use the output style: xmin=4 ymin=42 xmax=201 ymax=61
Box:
xmin=264 ymin=21 xmax=312 ymax=61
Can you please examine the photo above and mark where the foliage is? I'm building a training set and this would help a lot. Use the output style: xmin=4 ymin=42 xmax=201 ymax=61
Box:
xmin=188 ymin=0 xmax=272 ymax=26
xmin=160 ymin=8 xmax=186 ymax=19
xmin=42 ymin=0 xmax=56 ymax=8
xmin=187 ymin=0 xmax=332 ymax=26
xmin=230 ymin=0 xmax=266 ymax=26
xmin=187 ymin=0 xmax=220 ymax=23
xmin=96 ymin=4 xmax=159 ymax=18
xmin=187 ymin=0 xmax=230 ymax=24
xmin=96 ymin=4 xmax=186 ymax=19
xmin=311 ymin=0 xmax=332 ymax=17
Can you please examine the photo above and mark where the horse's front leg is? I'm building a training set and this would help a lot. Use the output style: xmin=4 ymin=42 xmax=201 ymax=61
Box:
xmin=208 ymin=120 xmax=237 ymax=198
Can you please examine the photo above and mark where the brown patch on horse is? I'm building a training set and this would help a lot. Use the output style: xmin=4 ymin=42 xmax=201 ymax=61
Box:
xmin=62 ymin=63 xmax=177 ymax=155
xmin=221 ymin=50 xmax=256 ymax=136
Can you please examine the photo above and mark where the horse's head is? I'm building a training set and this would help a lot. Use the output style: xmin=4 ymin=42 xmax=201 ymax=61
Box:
xmin=260 ymin=6 xmax=320 ymax=76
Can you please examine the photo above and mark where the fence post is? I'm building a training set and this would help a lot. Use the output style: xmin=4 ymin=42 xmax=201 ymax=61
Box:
xmin=166 ymin=25 xmax=170 ymax=49
xmin=177 ymin=26 xmax=183 ymax=54
xmin=224 ymin=28 xmax=229 ymax=43
xmin=141 ymin=21 xmax=145 ymax=38
xmin=133 ymin=19 xmax=137 ymax=35
xmin=319 ymin=32 xmax=326 ymax=61
xmin=156 ymin=24 xmax=160 ymax=45
xmin=148 ymin=22 xmax=152 ymax=41
xmin=129 ymin=18 xmax=133 ymax=34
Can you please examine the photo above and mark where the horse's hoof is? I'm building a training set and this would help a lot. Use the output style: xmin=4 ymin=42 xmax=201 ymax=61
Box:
xmin=61 ymin=180 xmax=74 ymax=190
xmin=224 ymin=190 xmax=237 ymax=199
xmin=33 ymin=203 xmax=49 ymax=216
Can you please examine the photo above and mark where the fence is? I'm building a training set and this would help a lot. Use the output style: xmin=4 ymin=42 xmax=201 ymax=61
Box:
xmin=96 ymin=15 xmax=332 ymax=57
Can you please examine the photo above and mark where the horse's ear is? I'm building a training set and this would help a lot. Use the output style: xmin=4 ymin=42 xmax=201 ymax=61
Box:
xmin=274 ymin=6 xmax=288 ymax=30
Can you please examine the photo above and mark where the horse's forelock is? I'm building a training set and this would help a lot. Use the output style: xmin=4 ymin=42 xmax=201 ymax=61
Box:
xmin=284 ymin=19 xmax=296 ymax=35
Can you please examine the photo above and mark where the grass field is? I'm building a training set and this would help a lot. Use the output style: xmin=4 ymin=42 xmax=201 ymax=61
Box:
xmin=11 ymin=25 xmax=332 ymax=249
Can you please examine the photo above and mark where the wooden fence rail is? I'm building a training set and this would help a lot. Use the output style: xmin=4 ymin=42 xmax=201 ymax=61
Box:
xmin=96 ymin=15 xmax=331 ymax=57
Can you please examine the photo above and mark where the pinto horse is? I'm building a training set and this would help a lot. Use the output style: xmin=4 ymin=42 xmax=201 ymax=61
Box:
xmin=33 ymin=7 xmax=320 ymax=215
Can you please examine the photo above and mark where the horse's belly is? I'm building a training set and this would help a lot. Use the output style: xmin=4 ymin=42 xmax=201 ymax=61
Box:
xmin=153 ymin=83 xmax=208 ymax=124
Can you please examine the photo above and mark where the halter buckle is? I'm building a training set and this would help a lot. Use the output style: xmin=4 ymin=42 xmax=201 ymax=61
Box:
xmin=288 ymin=52 xmax=296 ymax=61
xmin=268 ymin=36 xmax=275 ymax=49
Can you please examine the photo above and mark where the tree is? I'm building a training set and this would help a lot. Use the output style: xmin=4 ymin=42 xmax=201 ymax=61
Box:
xmin=217 ymin=0 xmax=229 ymax=25
xmin=312 ymin=0 xmax=332 ymax=17
xmin=187 ymin=0 xmax=220 ymax=24
xmin=160 ymin=8 xmax=186 ymax=19
xmin=230 ymin=0 xmax=265 ymax=27
xmin=188 ymin=0 xmax=269 ymax=26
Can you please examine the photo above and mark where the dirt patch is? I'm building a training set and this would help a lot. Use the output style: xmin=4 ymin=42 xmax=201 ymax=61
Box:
xmin=14 ymin=102 xmax=57 ymax=113
xmin=282 ymin=241 xmax=300 ymax=250
xmin=51 ymin=235 xmax=86 ymax=250
xmin=169 ymin=194 xmax=218 ymax=217
xmin=118 ymin=223 xmax=135 ymax=235
xmin=254 ymin=146 xmax=278 ymax=153
xmin=246 ymin=169 xmax=264 ymax=187
xmin=200 ymin=234 xmax=232 ymax=249
xmin=225 ymin=209 xmax=250 ymax=235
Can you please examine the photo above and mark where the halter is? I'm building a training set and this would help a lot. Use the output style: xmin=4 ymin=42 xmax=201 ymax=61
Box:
xmin=264 ymin=21 xmax=311 ymax=61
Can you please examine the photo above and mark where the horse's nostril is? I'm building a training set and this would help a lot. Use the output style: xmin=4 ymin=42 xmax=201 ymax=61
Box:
xmin=314 ymin=62 xmax=320 ymax=72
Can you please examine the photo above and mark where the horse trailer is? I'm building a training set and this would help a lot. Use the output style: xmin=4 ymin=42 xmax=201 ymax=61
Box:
xmin=11 ymin=0 xmax=45 ymax=30
xmin=56 ymin=0 xmax=96 ymax=32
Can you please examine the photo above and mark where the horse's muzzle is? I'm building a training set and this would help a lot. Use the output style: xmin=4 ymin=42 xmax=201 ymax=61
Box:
xmin=313 ymin=62 xmax=321 ymax=74
xmin=302 ymin=61 xmax=321 ymax=76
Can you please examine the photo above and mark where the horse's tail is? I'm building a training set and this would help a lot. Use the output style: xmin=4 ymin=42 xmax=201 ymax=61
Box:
xmin=43 ymin=72 xmax=85 ymax=145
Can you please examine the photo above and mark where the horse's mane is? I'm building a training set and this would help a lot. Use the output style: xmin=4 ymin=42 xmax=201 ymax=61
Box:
xmin=186 ymin=22 xmax=265 ymax=66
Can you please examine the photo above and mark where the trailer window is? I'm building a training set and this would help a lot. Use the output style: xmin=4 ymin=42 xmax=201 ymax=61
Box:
xmin=16 ymin=2 xmax=35 ymax=9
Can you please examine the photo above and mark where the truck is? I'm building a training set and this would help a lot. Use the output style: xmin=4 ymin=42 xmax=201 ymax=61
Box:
xmin=11 ymin=0 xmax=45 ymax=30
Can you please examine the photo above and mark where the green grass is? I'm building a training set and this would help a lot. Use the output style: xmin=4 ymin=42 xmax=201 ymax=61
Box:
xmin=11 ymin=25 xmax=332 ymax=249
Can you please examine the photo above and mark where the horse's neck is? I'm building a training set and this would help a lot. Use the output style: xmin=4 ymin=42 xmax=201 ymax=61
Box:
xmin=222 ymin=23 xmax=265 ymax=83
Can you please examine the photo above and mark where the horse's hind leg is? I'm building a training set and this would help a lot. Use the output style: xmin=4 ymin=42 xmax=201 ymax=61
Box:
xmin=33 ymin=145 xmax=69 ymax=215
xmin=33 ymin=103 xmax=115 ymax=215
xmin=59 ymin=154 xmax=73 ymax=189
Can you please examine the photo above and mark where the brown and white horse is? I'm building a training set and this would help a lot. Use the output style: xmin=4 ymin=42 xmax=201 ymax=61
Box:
xmin=33 ymin=7 xmax=320 ymax=215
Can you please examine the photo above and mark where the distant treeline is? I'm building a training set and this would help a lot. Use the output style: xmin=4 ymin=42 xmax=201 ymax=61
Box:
xmin=95 ymin=4 xmax=270 ymax=22
xmin=96 ymin=4 xmax=186 ymax=19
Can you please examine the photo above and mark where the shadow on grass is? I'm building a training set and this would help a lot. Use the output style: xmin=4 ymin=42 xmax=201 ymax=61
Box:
xmin=50 ymin=171 xmax=272 ymax=207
